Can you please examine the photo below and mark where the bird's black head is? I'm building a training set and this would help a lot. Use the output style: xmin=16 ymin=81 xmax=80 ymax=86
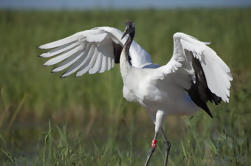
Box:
xmin=121 ymin=21 xmax=135 ymax=40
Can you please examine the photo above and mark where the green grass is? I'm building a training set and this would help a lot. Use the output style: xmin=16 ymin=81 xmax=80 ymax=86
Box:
xmin=0 ymin=8 xmax=251 ymax=165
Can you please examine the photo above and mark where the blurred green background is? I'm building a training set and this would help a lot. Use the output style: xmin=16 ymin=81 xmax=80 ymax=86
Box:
xmin=0 ymin=8 xmax=251 ymax=165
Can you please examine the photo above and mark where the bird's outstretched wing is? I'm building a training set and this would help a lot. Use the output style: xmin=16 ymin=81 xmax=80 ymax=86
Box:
xmin=153 ymin=32 xmax=232 ymax=116
xmin=39 ymin=27 xmax=152 ymax=77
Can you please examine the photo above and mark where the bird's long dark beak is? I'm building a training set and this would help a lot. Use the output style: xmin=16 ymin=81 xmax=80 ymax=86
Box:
xmin=121 ymin=32 xmax=127 ymax=40
xmin=121 ymin=28 xmax=128 ymax=40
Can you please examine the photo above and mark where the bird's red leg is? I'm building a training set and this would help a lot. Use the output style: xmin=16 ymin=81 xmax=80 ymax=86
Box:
xmin=145 ymin=133 xmax=158 ymax=166
xmin=152 ymin=139 xmax=157 ymax=148
xmin=145 ymin=110 xmax=166 ymax=166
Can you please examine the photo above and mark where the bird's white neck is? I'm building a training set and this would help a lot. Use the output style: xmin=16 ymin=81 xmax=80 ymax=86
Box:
xmin=120 ymin=47 xmax=132 ymax=81
xmin=120 ymin=33 xmax=134 ymax=82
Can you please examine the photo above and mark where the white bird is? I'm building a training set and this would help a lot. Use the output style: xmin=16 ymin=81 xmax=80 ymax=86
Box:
xmin=39 ymin=21 xmax=232 ymax=166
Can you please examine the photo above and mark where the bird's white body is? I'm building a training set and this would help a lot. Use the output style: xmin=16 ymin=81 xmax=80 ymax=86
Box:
xmin=120 ymin=48 xmax=199 ymax=117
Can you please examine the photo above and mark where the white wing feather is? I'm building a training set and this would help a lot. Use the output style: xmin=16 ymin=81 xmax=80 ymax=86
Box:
xmin=157 ymin=32 xmax=232 ymax=103
xmin=39 ymin=27 xmax=153 ymax=77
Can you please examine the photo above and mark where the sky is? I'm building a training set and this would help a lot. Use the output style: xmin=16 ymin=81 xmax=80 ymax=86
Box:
xmin=0 ymin=0 xmax=251 ymax=9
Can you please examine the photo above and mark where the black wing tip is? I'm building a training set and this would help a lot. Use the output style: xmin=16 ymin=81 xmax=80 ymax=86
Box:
xmin=207 ymin=110 xmax=214 ymax=119
xmin=186 ymin=54 xmax=219 ymax=119
xmin=112 ymin=41 xmax=122 ymax=64
xmin=212 ymin=95 xmax=222 ymax=105
xmin=201 ymin=103 xmax=214 ymax=119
